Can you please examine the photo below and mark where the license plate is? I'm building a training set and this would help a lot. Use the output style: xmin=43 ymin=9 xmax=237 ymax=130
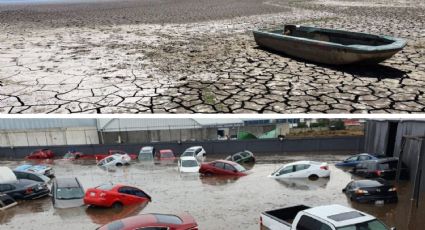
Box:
xmin=375 ymin=200 xmax=384 ymax=205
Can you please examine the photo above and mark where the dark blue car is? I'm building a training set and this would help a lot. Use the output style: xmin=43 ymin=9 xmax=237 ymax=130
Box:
xmin=336 ymin=153 xmax=379 ymax=167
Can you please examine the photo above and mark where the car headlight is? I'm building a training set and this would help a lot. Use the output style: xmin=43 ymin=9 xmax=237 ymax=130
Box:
xmin=388 ymin=187 xmax=397 ymax=192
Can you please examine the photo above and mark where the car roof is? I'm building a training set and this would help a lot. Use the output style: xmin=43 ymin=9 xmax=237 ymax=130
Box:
xmin=160 ymin=149 xmax=173 ymax=153
xmin=282 ymin=161 xmax=323 ymax=167
xmin=364 ymin=157 xmax=398 ymax=164
xmin=102 ymin=213 xmax=187 ymax=229
xmin=55 ymin=178 xmax=80 ymax=188
xmin=354 ymin=179 xmax=389 ymax=187
xmin=180 ymin=156 xmax=198 ymax=161
xmin=187 ymin=146 xmax=202 ymax=150
xmin=0 ymin=167 xmax=18 ymax=183
xmin=303 ymin=204 xmax=375 ymax=227
xmin=141 ymin=146 xmax=154 ymax=150
xmin=213 ymin=160 xmax=238 ymax=165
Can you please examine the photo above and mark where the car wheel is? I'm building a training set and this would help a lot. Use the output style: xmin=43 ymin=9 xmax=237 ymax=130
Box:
xmin=116 ymin=163 xmax=123 ymax=167
xmin=308 ymin=174 xmax=319 ymax=180
xmin=112 ymin=202 xmax=123 ymax=209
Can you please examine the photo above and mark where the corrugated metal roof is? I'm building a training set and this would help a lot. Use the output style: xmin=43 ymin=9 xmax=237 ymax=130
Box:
xmin=0 ymin=119 xmax=97 ymax=131
xmin=98 ymin=118 xmax=203 ymax=132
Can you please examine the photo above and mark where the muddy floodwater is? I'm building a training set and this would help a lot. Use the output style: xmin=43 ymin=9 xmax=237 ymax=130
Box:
xmin=0 ymin=155 xmax=424 ymax=230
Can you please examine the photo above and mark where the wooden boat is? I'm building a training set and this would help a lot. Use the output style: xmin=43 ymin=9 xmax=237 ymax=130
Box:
xmin=253 ymin=25 xmax=406 ymax=65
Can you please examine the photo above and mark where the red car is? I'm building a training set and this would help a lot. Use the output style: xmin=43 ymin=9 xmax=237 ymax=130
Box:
xmin=199 ymin=160 xmax=247 ymax=176
xmin=95 ymin=150 xmax=137 ymax=161
xmin=84 ymin=184 xmax=151 ymax=208
xmin=97 ymin=213 xmax=198 ymax=230
xmin=26 ymin=149 xmax=55 ymax=159
xmin=155 ymin=149 xmax=176 ymax=161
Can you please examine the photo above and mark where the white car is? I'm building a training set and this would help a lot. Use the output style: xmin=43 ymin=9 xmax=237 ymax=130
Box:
xmin=269 ymin=161 xmax=330 ymax=179
xmin=178 ymin=156 xmax=200 ymax=173
xmin=97 ymin=154 xmax=131 ymax=167
xmin=180 ymin=146 xmax=206 ymax=162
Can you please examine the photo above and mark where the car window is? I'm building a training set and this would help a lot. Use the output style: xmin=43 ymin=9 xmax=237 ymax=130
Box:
xmin=224 ymin=164 xmax=236 ymax=171
xmin=213 ymin=162 xmax=225 ymax=169
xmin=182 ymin=160 xmax=198 ymax=167
xmin=0 ymin=184 xmax=13 ymax=192
xmin=295 ymin=164 xmax=310 ymax=171
xmin=359 ymin=155 xmax=370 ymax=161
xmin=347 ymin=156 xmax=358 ymax=161
xmin=106 ymin=157 xmax=114 ymax=163
xmin=233 ymin=155 xmax=242 ymax=161
xmin=279 ymin=166 xmax=294 ymax=175
xmin=132 ymin=188 xmax=149 ymax=198
xmin=240 ymin=152 xmax=250 ymax=158
xmin=28 ymin=174 xmax=42 ymax=182
xmin=56 ymin=187 xmax=84 ymax=200
xmin=195 ymin=148 xmax=201 ymax=154
xmin=297 ymin=215 xmax=332 ymax=230
xmin=337 ymin=219 xmax=389 ymax=230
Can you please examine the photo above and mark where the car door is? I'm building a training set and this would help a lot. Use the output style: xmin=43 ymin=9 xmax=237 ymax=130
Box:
xmin=224 ymin=163 xmax=238 ymax=175
xmin=212 ymin=162 xmax=226 ymax=175
xmin=291 ymin=164 xmax=311 ymax=178
xmin=276 ymin=165 xmax=295 ymax=178
xmin=117 ymin=186 xmax=134 ymax=205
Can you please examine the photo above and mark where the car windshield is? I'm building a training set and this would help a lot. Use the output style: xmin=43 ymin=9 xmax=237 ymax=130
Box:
xmin=63 ymin=153 xmax=74 ymax=159
xmin=56 ymin=187 xmax=84 ymax=200
xmin=233 ymin=164 xmax=246 ymax=172
xmin=162 ymin=152 xmax=174 ymax=158
xmin=96 ymin=184 xmax=114 ymax=191
xmin=337 ymin=220 xmax=389 ymax=230
xmin=181 ymin=151 xmax=195 ymax=157
xmin=182 ymin=160 xmax=198 ymax=167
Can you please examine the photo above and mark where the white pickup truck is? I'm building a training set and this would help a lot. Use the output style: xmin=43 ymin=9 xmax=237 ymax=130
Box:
xmin=260 ymin=204 xmax=395 ymax=230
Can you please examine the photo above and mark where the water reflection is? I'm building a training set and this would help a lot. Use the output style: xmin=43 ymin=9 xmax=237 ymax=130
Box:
xmin=200 ymin=175 xmax=240 ymax=186
xmin=0 ymin=196 xmax=51 ymax=224
xmin=86 ymin=202 xmax=148 ymax=225
xmin=274 ymin=178 xmax=329 ymax=190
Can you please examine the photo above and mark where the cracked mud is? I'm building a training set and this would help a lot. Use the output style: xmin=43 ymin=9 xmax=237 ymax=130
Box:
xmin=0 ymin=0 xmax=424 ymax=113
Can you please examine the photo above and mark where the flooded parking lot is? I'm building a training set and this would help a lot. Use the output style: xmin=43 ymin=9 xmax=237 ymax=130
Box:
xmin=0 ymin=154 xmax=424 ymax=230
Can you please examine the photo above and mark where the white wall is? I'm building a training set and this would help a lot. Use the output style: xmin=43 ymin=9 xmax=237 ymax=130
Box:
xmin=0 ymin=127 xmax=99 ymax=147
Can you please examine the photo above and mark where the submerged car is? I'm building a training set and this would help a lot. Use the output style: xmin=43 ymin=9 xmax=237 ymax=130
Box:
xmin=0 ymin=179 xmax=50 ymax=200
xmin=343 ymin=179 xmax=398 ymax=203
xmin=97 ymin=154 xmax=131 ymax=167
xmin=138 ymin=146 xmax=155 ymax=161
xmin=63 ymin=151 xmax=95 ymax=160
xmin=155 ymin=149 xmax=176 ymax=161
xmin=225 ymin=150 xmax=255 ymax=164
xmin=84 ymin=183 xmax=151 ymax=208
xmin=97 ymin=213 xmax=199 ymax=230
xmin=351 ymin=157 xmax=408 ymax=180
xmin=0 ymin=193 xmax=17 ymax=211
xmin=199 ymin=160 xmax=247 ymax=176
xmin=180 ymin=146 xmax=206 ymax=162
xmin=14 ymin=164 xmax=54 ymax=177
xmin=26 ymin=149 xmax=55 ymax=160
xmin=0 ymin=166 xmax=49 ymax=200
xmin=52 ymin=177 xmax=85 ymax=208
xmin=269 ymin=161 xmax=330 ymax=179
xmin=336 ymin=153 xmax=379 ymax=167
xmin=13 ymin=170 xmax=51 ymax=184
xmin=178 ymin=157 xmax=200 ymax=173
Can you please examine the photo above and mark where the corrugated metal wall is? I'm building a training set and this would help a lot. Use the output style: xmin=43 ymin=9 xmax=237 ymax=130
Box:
xmin=364 ymin=120 xmax=389 ymax=155
xmin=0 ymin=119 xmax=96 ymax=130
xmin=98 ymin=118 xmax=203 ymax=132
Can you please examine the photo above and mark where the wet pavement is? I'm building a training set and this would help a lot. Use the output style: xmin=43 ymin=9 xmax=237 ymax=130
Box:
xmin=0 ymin=154 xmax=423 ymax=230
xmin=0 ymin=0 xmax=424 ymax=113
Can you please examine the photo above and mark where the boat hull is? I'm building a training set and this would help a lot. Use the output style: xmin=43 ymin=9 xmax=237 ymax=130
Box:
xmin=253 ymin=26 xmax=406 ymax=65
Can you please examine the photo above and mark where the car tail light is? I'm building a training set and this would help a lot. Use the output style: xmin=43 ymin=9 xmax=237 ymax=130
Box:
xmin=90 ymin=192 xmax=96 ymax=197
xmin=320 ymin=166 xmax=329 ymax=170
xmin=355 ymin=189 xmax=368 ymax=195
xmin=375 ymin=170 xmax=382 ymax=176
xmin=388 ymin=187 xmax=397 ymax=192
xmin=26 ymin=187 xmax=33 ymax=194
